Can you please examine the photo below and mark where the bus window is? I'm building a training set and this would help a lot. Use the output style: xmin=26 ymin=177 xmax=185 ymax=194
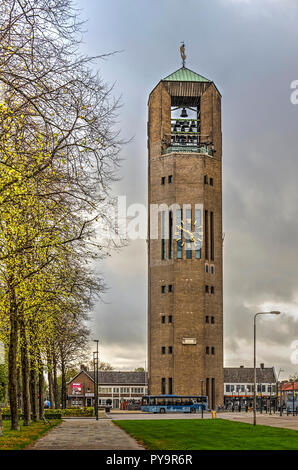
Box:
xmin=175 ymin=398 xmax=182 ymax=406
xmin=166 ymin=397 xmax=173 ymax=405
xmin=182 ymin=398 xmax=192 ymax=406
xmin=142 ymin=397 xmax=149 ymax=406
xmin=149 ymin=397 xmax=156 ymax=406
xmin=156 ymin=398 xmax=166 ymax=406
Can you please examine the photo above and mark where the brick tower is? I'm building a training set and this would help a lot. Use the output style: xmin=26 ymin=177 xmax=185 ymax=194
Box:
xmin=147 ymin=63 xmax=223 ymax=408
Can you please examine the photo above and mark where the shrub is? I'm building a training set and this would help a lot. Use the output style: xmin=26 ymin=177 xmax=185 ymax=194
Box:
xmin=45 ymin=407 xmax=94 ymax=417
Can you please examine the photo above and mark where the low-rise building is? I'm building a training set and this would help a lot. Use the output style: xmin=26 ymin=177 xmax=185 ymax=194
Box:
xmin=280 ymin=380 xmax=298 ymax=409
xmin=67 ymin=366 xmax=148 ymax=409
xmin=224 ymin=364 xmax=277 ymax=409
xmin=67 ymin=363 xmax=278 ymax=410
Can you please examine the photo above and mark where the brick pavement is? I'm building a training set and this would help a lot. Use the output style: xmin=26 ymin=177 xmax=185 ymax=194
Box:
xmin=28 ymin=418 xmax=144 ymax=450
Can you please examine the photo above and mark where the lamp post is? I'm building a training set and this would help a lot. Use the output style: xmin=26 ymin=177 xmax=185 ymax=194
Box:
xmin=276 ymin=368 xmax=284 ymax=415
xmin=253 ymin=311 xmax=280 ymax=426
xmin=292 ymin=380 xmax=295 ymax=416
xmin=200 ymin=380 xmax=204 ymax=419
xmin=93 ymin=340 xmax=99 ymax=420
xmin=269 ymin=383 xmax=272 ymax=415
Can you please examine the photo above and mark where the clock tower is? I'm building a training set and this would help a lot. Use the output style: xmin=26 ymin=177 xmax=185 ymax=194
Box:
xmin=147 ymin=57 xmax=224 ymax=408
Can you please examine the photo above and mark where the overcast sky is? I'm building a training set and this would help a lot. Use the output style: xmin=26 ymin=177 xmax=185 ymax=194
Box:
xmin=75 ymin=0 xmax=298 ymax=380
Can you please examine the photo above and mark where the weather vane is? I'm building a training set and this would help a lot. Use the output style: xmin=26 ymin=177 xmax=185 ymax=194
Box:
xmin=180 ymin=42 xmax=186 ymax=67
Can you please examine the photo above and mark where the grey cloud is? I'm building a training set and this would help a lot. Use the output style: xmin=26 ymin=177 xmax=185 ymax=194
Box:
xmin=75 ymin=0 xmax=298 ymax=376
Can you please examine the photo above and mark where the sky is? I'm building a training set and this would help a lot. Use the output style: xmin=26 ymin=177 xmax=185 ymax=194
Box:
xmin=75 ymin=0 xmax=298 ymax=380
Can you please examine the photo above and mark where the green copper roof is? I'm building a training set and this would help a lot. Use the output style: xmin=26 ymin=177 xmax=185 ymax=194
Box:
xmin=163 ymin=66 xmax=211 ymax=83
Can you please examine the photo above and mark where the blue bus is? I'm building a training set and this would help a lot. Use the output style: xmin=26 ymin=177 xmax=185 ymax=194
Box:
xmin=141 ymin=395 xmax=208 ymax=414
xmin=286 ymin=391 xmax=298 ymax=413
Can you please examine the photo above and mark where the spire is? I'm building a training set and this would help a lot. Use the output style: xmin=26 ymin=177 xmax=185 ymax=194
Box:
xmin=180 ymin=42 xmax=186 ymax=68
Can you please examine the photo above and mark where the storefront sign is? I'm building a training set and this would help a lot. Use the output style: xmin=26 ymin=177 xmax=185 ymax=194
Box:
xmin=72 ymin=383 xmax=82 ymax=392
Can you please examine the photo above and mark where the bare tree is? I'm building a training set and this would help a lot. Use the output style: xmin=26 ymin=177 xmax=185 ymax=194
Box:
xmin=0 ymin=0 xmax=124 ymax=430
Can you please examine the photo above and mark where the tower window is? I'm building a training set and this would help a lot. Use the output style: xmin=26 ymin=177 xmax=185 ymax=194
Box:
xmin=205 ymin=285 xmax=209 ymax=293
xmin=205 ymin=264 xmax=209 ymax=273
xmin=169 ymin=210 xmax=173 ymax=259
xmin=161 ymin=176 xmax=165 ymax=185
xmin=168 ymin=175 xmax=173 ymax=183
xmin=205 ymin=316 xmax=209 ymax=323
xmin=210 ymin=177 xmax=213 ymax=186
xmin=206 ymin=346 xmax=210 ymax=355
xmin=168 ymin=378 xmax=173 ymax=395
xmin=211 ymin=316 xmax=215 ymax=324
xmin=210 ymin=211 xmax=214 ymax=261
xmin=176 ymin=209 xmax=183 ymax=259
xmin=168 ymin=346 xmax=173 ymax=354
xmin=161 ymin=378 xmax=166 ymax=395
xmin=161 ymin=211 xmax=166 ymax=260
xmin=211 ymin=347 xmax=215 ymax=355
xmin=205 ymin=210 xmax=209 ymax=260
xmin=186 ymin=208 xmax=192 ymax=260
xmin=161 ymin=285 xmax=166 ymax=293
xmin=168 ymin=284 xmax=173 ymax=292
xmin=161 ymin=315 xmax=166 ymax=324
xmin=195 ymin=209 xmax=201 ymax=259
xmin=204 ymin=175 xmax=208 ymax=184
xmin=211 ymin=265 xmax=215 ymax=274
xmin=161 ymin=347 xmax=166 ymax=355
xmin=211 ymin=286 xmax=214 ymax=294
xmin=168 ymin=315 xmax=173 ymax=323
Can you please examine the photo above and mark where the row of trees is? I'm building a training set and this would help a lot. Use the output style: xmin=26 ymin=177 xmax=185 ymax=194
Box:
xmin=0 ymin=0 xmax=122 ymax=430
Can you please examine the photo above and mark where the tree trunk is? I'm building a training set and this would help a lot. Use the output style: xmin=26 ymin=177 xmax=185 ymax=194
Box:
xmin=0 ymin=407 xmax=3 ymax=436
xmin=61 ymin=354 xmax=67 ymax=409
xmin=47 ymin=353 xmax=54 ymax=409
xmin=38 ymin=354 xmax=45 ymax=420
xmin=20 ymin=319 xmax=31 ymax=426
xmin=30 ymin=358 xmax=39 ymax=422
xmin=17 ymin=365 xmax=22 ymax=411
xmin=8 ymin=306 xmax=19 ymax=430
xmin=53 ymin=353 xmax=59 ymax=409
xmin=4 ymin=384 xmax=8 ymax=407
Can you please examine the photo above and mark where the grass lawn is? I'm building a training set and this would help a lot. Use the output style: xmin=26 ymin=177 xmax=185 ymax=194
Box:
xmin=0 ymin=419 xmax=61 ymax=450
xmin=114 ymin=418 xmax=298 ymax=450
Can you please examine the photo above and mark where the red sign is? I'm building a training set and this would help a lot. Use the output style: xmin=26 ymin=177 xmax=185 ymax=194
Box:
xmin=72 ymin=383 xmax=82 ymax=392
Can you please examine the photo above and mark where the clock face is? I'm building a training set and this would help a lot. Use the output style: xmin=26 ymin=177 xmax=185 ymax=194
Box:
xmin=175 ymin=221 xmax=203 ymax=248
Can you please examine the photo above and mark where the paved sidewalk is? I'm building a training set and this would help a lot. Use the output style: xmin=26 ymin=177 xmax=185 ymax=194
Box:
xmin=221 ymin=412 xmax=298 ymax=430
xmin=29 ymin=418 xmax=144 ymax=450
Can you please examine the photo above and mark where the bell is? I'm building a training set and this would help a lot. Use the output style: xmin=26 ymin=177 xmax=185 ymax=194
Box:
xmin=180 ymin=108 xmax=188 ymax=118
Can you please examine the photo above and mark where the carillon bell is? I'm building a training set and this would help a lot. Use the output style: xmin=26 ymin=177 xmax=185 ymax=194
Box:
xmin=180 ymin=107 xmax=188 ymax=118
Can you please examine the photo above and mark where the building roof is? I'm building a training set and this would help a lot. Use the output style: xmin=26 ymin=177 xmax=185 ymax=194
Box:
xmin=224 ymin=367 xmax=276 ymax=383
xmin=162 ymin=66 xmax=211 ymax=83
xmin=68 ymin=369 xmax=148 ymax=385
xmin=281 ymin=381 xmax=298 ymax=391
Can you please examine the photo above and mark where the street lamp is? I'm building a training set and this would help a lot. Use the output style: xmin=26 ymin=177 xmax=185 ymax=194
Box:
xmin=200 ymin=380 xmax=204 ymax=419
xmin=253 ymin=311 xmax=280 ymax=426
xmin=277 ymin=368 xmax=284 ymax=415
xmin=93 ymin=340 xmax=99 ymax=420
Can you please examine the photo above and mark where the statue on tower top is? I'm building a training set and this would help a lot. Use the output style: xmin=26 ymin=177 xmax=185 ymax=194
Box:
xmin=180 ymin=42 xmax=186 ymax=67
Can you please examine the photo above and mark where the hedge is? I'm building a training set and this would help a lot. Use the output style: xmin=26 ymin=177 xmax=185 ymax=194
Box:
xmin=45 ymin=407 xmax=94 ymax=417
xmin=1 ymin=406 xmax=94 ymax=418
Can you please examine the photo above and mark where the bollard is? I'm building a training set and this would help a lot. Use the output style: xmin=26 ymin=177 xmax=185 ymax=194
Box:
xmin=211 ymin=410 xmax=216 ymax=419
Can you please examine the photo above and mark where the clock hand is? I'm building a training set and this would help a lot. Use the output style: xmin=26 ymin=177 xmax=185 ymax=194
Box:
xmin=176 ymin=225 xmax=195 ymax=240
